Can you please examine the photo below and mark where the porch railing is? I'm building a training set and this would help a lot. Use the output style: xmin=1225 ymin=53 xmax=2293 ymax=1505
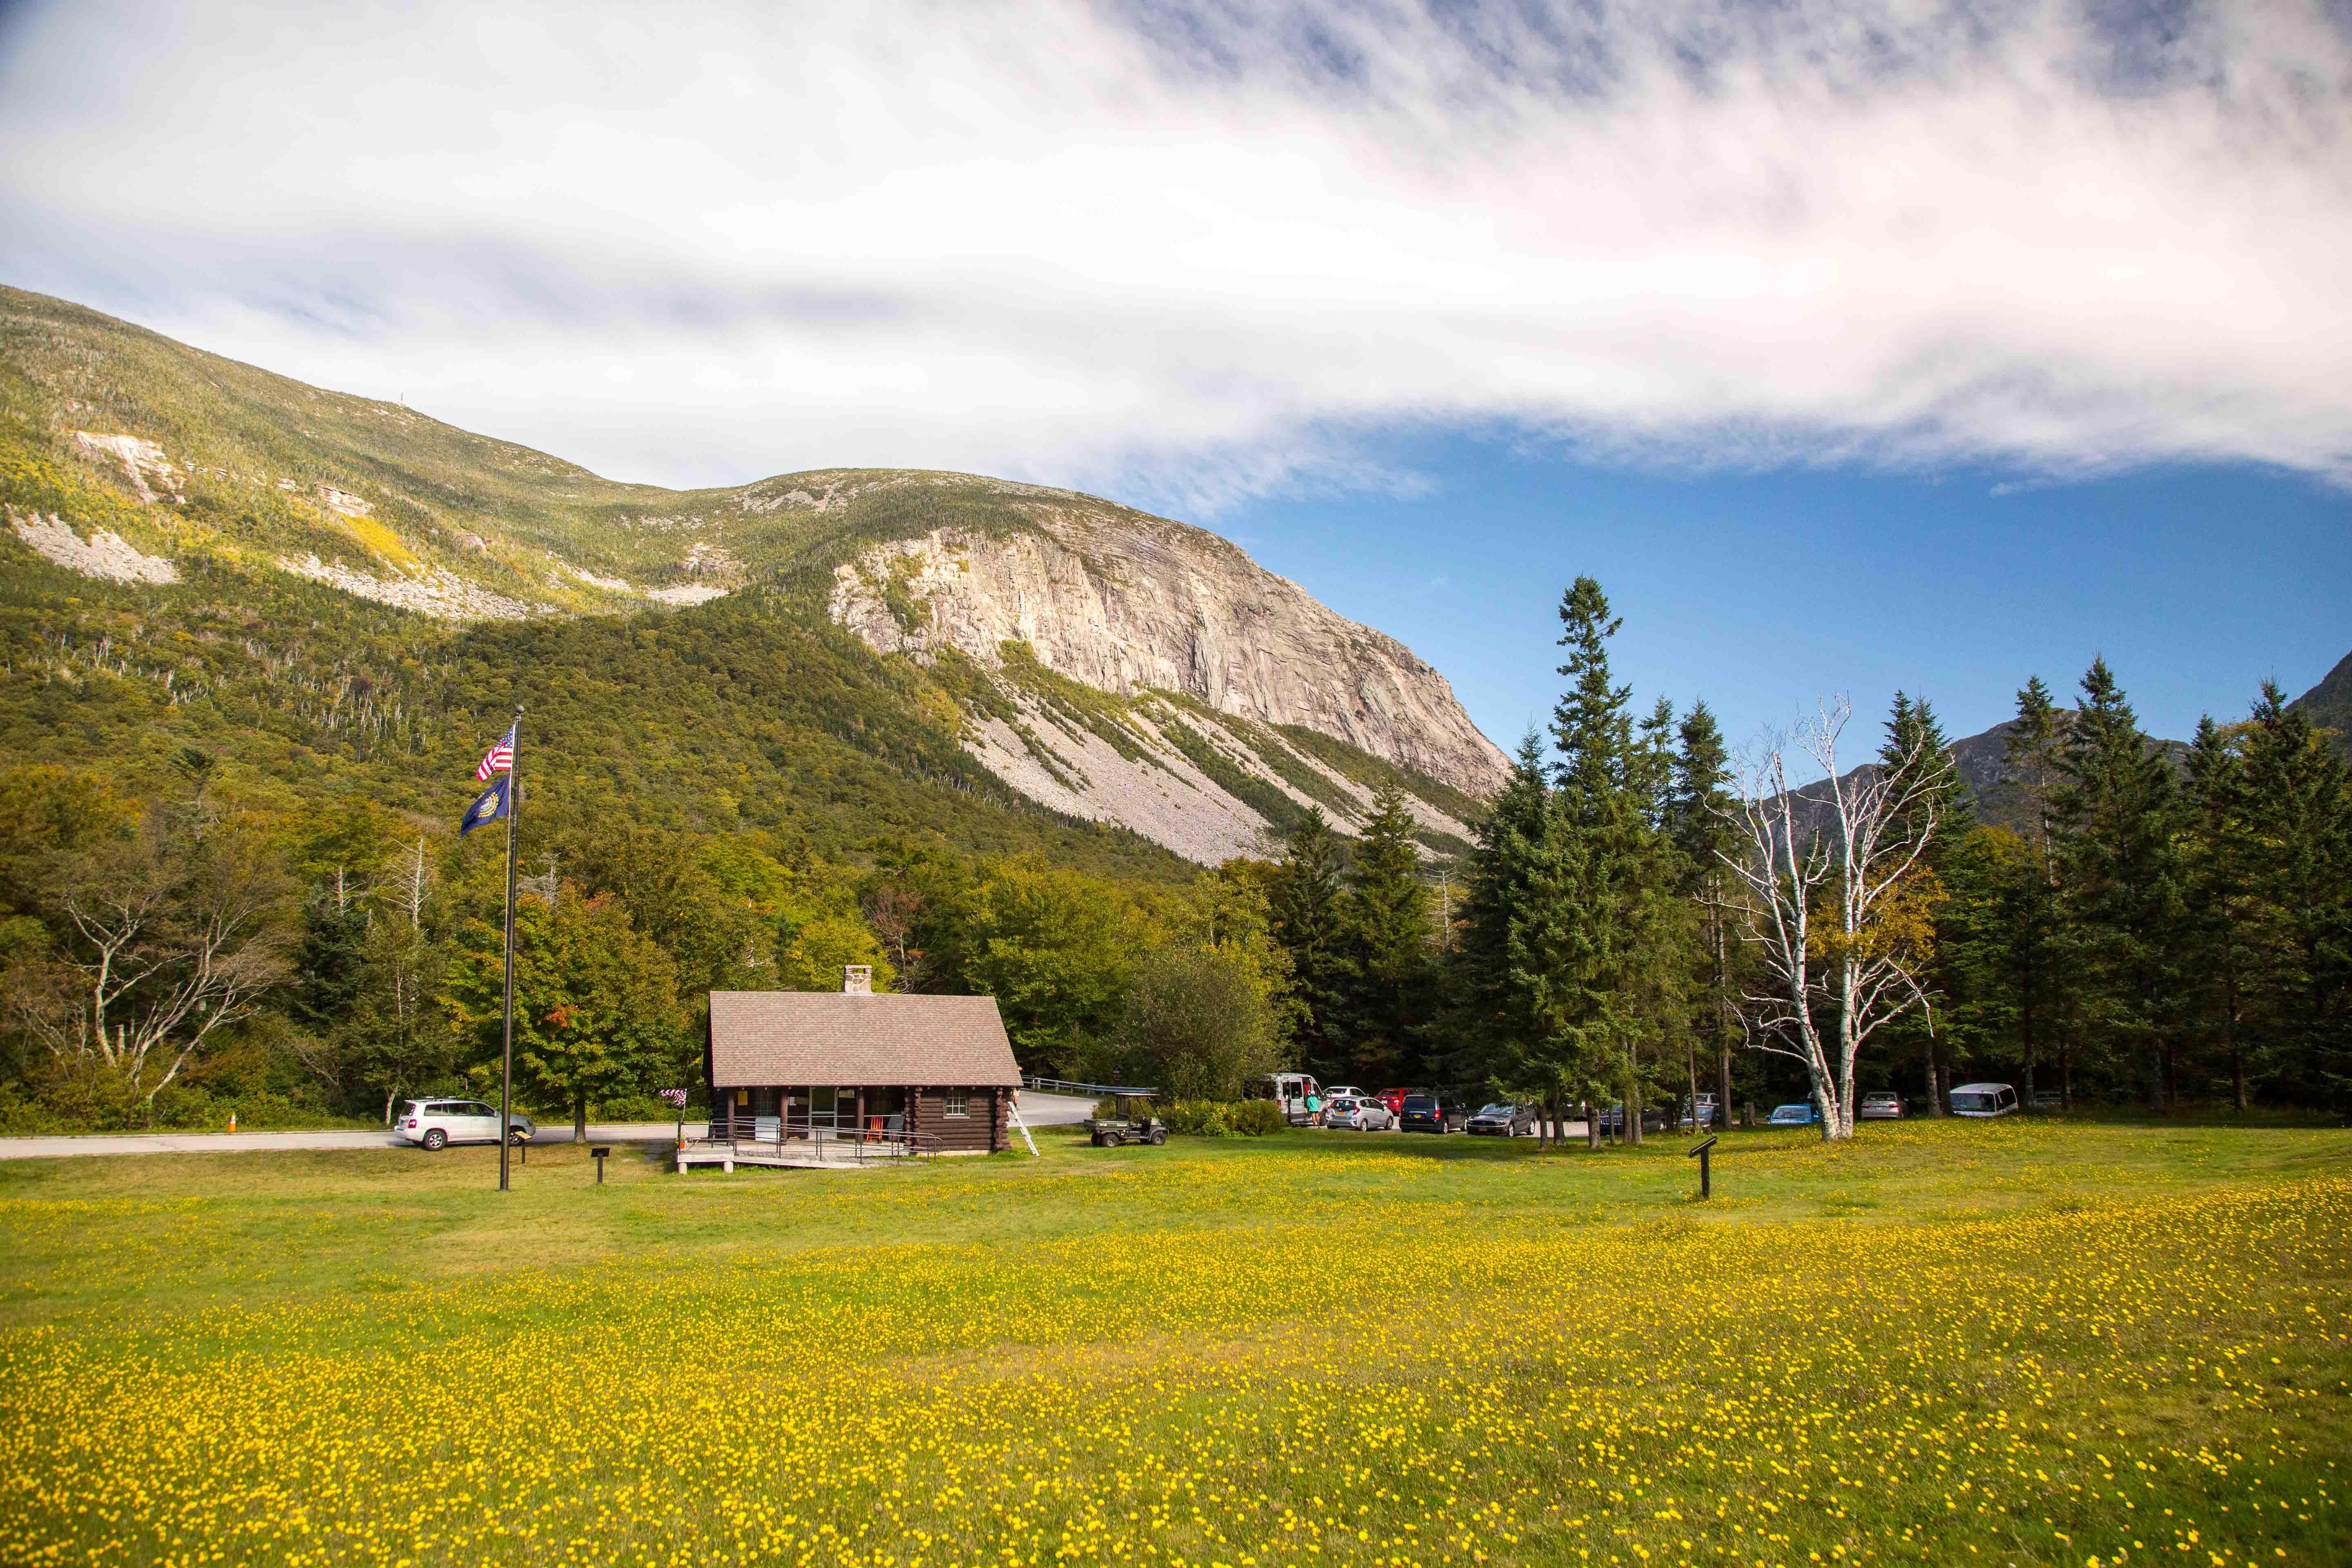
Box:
xmin=693 ymin=1125 xmax=941 ymax=1162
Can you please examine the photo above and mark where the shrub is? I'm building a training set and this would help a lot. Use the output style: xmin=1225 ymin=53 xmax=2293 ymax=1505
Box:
xmin=1225 ymin=1099 xmax=1287 ymax=1136
xmin=1154 ymin=1098 xmax=1285 ymax=1137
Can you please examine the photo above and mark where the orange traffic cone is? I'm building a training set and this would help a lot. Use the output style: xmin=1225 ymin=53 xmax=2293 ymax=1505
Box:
xmin=227 ymin=1112 xmax=238 ymax=1134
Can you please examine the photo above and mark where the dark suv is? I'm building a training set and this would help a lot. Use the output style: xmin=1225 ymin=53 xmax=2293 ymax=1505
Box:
xmin=1399 ymin=1094 xmax=1450 ymax=1134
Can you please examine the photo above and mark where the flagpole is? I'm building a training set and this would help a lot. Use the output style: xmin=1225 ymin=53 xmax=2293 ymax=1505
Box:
xmin=499 ymin=705 xmax=522 ymax=1194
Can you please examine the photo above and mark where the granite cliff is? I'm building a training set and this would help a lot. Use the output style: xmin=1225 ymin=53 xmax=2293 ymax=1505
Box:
xmin=0 ymin=287 xmax=1505 ymax=865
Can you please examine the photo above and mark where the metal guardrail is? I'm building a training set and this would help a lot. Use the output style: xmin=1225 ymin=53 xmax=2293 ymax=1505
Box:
xmin=1021 ymin=1076 xmax=1160 ymax=1098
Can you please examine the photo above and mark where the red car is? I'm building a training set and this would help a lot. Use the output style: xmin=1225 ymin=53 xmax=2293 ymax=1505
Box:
xmin=1374 ymin=1088 xmax=1412 ymax=1118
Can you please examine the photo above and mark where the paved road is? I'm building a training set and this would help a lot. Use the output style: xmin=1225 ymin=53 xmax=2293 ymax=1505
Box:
xmin=0 ymin=1092 xmax=1104 ymax=1160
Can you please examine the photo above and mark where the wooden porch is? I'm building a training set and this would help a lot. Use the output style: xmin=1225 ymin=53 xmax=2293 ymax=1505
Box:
xmin=675 ymin=1126 xmax=942 ymax=1173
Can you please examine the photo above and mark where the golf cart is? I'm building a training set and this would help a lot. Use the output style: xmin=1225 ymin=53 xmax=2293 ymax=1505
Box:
xmin=1087 ymin=1092 xmax=1168 ymax=1148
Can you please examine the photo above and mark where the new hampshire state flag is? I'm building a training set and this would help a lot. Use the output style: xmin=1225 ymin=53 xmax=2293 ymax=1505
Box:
xmin=458 ymin=774 xmax=510 ymax=837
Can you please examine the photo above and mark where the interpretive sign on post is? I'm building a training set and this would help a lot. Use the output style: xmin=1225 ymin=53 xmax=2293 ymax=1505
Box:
xmin=1686 ymin=1134 xmax=1718 ymax=1200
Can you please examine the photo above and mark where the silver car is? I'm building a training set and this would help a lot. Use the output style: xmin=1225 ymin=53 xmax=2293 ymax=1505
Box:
xmin=398 ymin=1098 xmax=535 ymax=1151
xmin=1858 ymin=1091 xmax=1904 ymax=1120
xmin=1323 ymin=1094 xmax=1394 ymax=1131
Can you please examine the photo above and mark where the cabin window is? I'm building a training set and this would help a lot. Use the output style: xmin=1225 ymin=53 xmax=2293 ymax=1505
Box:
xmin=944 ymin=1093 xmax=970 ymax=1118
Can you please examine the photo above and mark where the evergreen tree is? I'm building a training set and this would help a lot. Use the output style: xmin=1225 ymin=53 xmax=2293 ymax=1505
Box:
xmin=1336 ymin=786 xmax=1436 ymax=1086
xmin=288 ymin=885 xmax=369 ymax=1037
xmin=1877 ymin=693 xmax=1972 ymax=1111
xmin=1267 ymin=808 xmax=1354 ymax=1080
xmin=1996 ymin=676 xmax=2067 ymax=1104
xmin=1548 ymin=577 xmax=1675 ymax=1143
xmin=2230 ymin=684 xmax=2352 ymax=1104
xmin=1667 ymin=701 xmax=1740 ymax=1123
xmin=2007 ymin=676 xmax=2064 ymax=874
xmin=1448 ymin=736 xmax=1569 ymax=1132
xmin=2180 ymin=714 xmax=2254 ymax=1108
xmin=2052 ymin=658 xmax=2185 ymax=1110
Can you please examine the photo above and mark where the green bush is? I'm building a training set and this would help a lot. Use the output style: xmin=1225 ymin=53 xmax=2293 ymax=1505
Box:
xmin=1226 ymin=1099 xmax=1287 ymax=1136
xmin=1154 ymin=1098 xmax=1285 ymax=1137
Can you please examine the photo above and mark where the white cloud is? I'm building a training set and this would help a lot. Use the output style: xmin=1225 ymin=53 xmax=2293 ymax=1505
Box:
xmin=1 ymin=0 xmax=2347 ymax=504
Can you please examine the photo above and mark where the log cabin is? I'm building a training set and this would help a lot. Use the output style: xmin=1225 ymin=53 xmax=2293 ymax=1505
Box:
xmin=704 ymin=969 xmax=1020 ymax=1156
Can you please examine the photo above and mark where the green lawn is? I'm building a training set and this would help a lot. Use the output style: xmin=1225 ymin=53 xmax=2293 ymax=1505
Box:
xmin=2 ymin=1120 xmax=2345 ymax=1567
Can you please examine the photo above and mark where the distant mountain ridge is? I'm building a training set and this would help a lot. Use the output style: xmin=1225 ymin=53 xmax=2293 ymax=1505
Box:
xmin=0 ymin=285 xmax=1502 ymax=864
xmin=1789 ymin=674 xmax=2343 ymax=840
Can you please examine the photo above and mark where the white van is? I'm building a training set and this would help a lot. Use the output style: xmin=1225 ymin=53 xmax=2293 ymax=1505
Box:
xmin=1949 ymin=1082 xmax=2019 ymax=1118
xmin=398 ymin=1098 xmax=536 ymax=1150
xmin=1243 ymin=1072 xmax=1324 ymax=1127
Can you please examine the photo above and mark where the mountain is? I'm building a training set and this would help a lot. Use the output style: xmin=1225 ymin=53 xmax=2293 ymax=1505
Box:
xmin=2287 ymin=649 xmax=2352 ymax=755
xmin=0 ymin=286 xmax=1502 ymax=865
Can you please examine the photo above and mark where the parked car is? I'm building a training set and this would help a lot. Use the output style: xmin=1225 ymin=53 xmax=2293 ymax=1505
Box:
xmin=1767 ymin=1102 xmax=1818 ymax=1127
xmin=1324 ymin=1095 xmax=1395 ymax=1131
xmin=1322 ymin=1085 xmax=1372 ymax=1104
xmin=399 ymin=1098 xmax=534 ymax=1151
xmin=1593 ymin=1103 xmax=1667 ymax=1136
xmin=1374 ymin=1088 xmax=1413 ymax=1117
xmin=1398 ymin=1094 xmax=1450 ymax=1134
xmin=1465 ymin=1102 xmax=1535 ymax=1137
xmin=1677 ymin=1094 xmax=1719 ymax=1131
xmin=1857 ymin=1091 xmax=1904 ymax=1120
xmin=1244 ymin=1071 xmax=1325 ymax=1126
xmin=2031 ymin=1089 xmax=2065 ymax=1111
xmin=1950 ymin=1082 xmax=2020 ymax=1118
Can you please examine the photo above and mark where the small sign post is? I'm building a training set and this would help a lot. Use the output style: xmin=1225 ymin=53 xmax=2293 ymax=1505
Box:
xmin=1686 ymin=1134 xmax=1718 ymax=1200
xmin=591 ymin=1145 xmax=610 ymax=1185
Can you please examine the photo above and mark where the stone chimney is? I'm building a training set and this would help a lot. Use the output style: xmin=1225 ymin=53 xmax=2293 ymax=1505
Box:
xmin=841 ymin=965 xmax=873 ymax=995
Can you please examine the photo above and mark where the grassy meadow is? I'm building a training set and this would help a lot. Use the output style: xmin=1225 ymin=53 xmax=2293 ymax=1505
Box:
xmin=1 ymin=1119 xmax=2345 ymax=1568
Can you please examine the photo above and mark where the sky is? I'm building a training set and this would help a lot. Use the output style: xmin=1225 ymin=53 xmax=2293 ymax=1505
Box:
xmin=1 ymin=0 xmax=2346 ymax=765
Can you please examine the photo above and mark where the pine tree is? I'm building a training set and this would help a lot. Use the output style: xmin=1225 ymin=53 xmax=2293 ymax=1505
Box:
xmin=2007 ymin=676 xmax=2063 ymax=874
xmin=2053 ymin=658 xmax=2185 ymax=1110
xmin=1998 ymin=676 xmax=2067 ymax=1104
xmin=1667 ymin=701 xmax=1740 ymax=1125
xmin=1448 ymin=736 xmax=1567 ymax=1132
xmin=1336 ymin=786 xmax=1436 ymax=1086
xmin=1267 ymin=807 xmax=1354 ymax=1081
xmin=1877 ymin=693 xmax=1972 ymax=1111
xmin=2230 ymin=684 xmax=2352 ymax=1104
xmin=1548 ymin=577 xmax=1676 ymax=1144
xmin=2180 ymin=714 xmax=2253 ymax=1108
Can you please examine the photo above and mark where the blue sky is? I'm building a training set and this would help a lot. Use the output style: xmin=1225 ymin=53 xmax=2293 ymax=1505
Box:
xmin=2 ymin=0 xmax=2347 ymax=772
xmin=1225 ymin=441 xmax=2350 ymax=756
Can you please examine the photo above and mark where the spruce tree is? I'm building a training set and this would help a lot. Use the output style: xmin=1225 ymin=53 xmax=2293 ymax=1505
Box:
xmin=1548 ymin=577 xmax=1674 ymax=1143
xmin=2052 ymin=658 xmax=2185 ymax=1110
xmin=2231 ymin=684 xmax=2352 ymax=1104
xmin=1337 ymin=786 xmax=1437 ymax=1086
xmin=1878 ymin=693 xmax=1973 ymax=1111
xmin=1998 ymin=676 xmax=2067 ymax=1103
xmin=1668 ymin=701 xmax=1740 ymax=1125
xmin=1447 ymin=737 xmax=1565 ymax=1129
xmin=1267 ymin=807 xmax=1354 ymax=1082
xmin=2180 ymin=713 xmax=2253 ymax=1108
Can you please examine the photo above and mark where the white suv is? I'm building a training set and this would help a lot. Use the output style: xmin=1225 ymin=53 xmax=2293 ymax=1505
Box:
xmin=397 ymin=1098 xmax=534 ymax=1151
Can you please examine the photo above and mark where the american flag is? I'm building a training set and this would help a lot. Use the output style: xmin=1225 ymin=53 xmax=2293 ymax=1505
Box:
xmin=473 ymin=722 xmax=515 ymax=782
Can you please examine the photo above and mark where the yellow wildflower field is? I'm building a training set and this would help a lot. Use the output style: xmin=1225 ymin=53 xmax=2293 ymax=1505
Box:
xmin=0 ymin=1119 xmax=2344 ymax=1567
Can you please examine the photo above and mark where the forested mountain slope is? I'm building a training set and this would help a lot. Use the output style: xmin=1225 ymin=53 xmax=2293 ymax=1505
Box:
xmin=0 ymin=287 xmax=1499 ymax=863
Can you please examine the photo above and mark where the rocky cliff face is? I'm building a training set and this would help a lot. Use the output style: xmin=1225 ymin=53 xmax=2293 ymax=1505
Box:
xmin=827 ymin=501 xmax=1510 ymax=800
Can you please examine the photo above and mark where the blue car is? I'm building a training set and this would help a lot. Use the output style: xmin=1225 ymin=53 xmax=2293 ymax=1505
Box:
xmin=1767 ymin=1102 xmax=1819 ymax=1127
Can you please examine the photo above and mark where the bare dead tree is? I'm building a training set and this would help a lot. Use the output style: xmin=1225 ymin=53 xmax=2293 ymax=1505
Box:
xmin=7 ymin=815 xmax=291 ymax=1118
xmin=861 ymin=883 xmax=929 ymax=991
xmin=1717 ymin=697 xmax=1944 ymax=1140
xmin=394 ymin=835 xmax=431 ymax=931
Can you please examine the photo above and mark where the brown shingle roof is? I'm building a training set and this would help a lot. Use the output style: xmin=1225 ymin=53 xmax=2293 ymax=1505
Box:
xmin=707 ymin=991 xmax=1021 ymax=1088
